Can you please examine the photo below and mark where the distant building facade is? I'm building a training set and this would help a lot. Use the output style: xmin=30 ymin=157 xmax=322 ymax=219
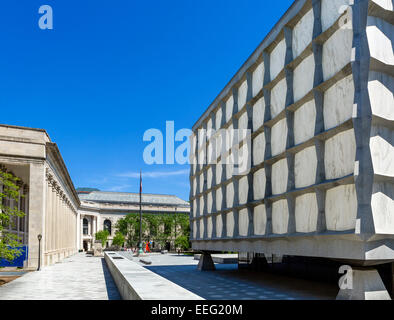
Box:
xmin=77 ymin=190 xmax=189 ymax=251
xmin=0 ymin=124 xmax=189 ymax=269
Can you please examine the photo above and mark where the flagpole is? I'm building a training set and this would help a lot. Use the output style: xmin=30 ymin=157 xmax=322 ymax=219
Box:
xmin=138 ymin=170 xmax=143 ymax=255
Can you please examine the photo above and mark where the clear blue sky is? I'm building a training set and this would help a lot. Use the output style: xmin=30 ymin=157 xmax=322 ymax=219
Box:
xmin=0 ymin=0 xmax=294 ymax=201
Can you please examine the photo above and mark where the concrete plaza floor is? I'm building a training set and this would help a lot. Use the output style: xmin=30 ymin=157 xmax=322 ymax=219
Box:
xmin=0 ymin=252 xmax=339 ymax=300
xmin=118 ymin=252 xmax=338 ymax=300
xmin=0 ymin=253 xmax=120 ymax=300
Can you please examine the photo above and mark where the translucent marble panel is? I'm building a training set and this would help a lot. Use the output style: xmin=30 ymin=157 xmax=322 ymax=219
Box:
xmin=371 ymin=182 xmax=394 ymax=234
xmin=292 ymin=9 xmax=314 ymax=58
xmin=324 ymin=75 xmax=354 ymax=130
xmin=238 ymin=80 xmax=248 ymax=110
xmin=321 ymin=0 xmax=351 ymax=32
xmin=271 ymin=78 xmax=287 ymax=118
xmin=239 ymin=208 xmax=249 ymax=236
xmin=226 ymin=211 xmax=235 ymax=237
xmin=236 ymin=143 xmax=251 ymax=176
xmin=212 ymin=131 xmax=224 ymax=162
xmin=326 ymin=184 xmax=357 ymax=231
xmin=199 ymin=219 xmax=205 ymax=239
xmin=293 ymin=54 xmax=315 ymax=102
xmin=225 ymin=154 xmax=234 ymax=180
xmin=272 ymin=199 xmax=289 ymax=234
xmin=295 ymin=146 xmax=318 ymax=188
xmin=198 ymin=148 xmax=206 ymax=171
xmin=226 ymin=182 xmax=234 ymax=208
xmin=207 ymin=216 xmax=213 ymax=238
xmin=272 ymin=159 xmax=289 ymax=195
xmin=254 ymin=204 xmax=267 ymax=235
xmin=253 ymin=168 xmax=266 ymax=200
xmin=199 ymin=172 xmax=204 ymax=193
xmin=191 ymin=154 xmax=197 ymax=175
xmin=322 ymin=28 xmax=353 ymax=80
xmin=207 ymin=141 xmax=215 ymax=165
xmin=238 ymin=111 xmax=248 ymax=131
xmin=368 ymin=71 xmax=394 ymax=121
xmin=192 ymin=199 xmax=197 ymax=217
xmin=207 ymin=167 xmax=213 ymax=189
xmin=207 ymin=192 xmax=213 ymax=214
xmin=370 ymin=125 xmax=394 ymax=177
xmin=216 ymin=188 xmax=223 ymax=211
xmin=325 ymin=129 xmax=356 ymax=180
xmin=271 ymin=118 xmax=288 ymax=157
xmin=225 ymin=124 xmax=234 ymax=152
xmin=216 ymin=159 xmax=223 ymax=184
xmin=207 ymin=117 xmax=213 ymax=132
xmin=270 ymin=39 xmax=287 ymax=80
xmin=192 ymin=177 xmax=197 ymax=197
xmin=226 ymin=95 xmax=234 ymax=123
xmin=370 ymin=0 xmax=393 ymax=10
xmin=253 ymin=97 xmax=265 ymax=131
xmin=294 ymin=99 xmax=316 ymax=145
xmin=253 ymin=132 xmax=266 ymax=166
xmin=193 ymin=220 xmax=197 ymax=238
xmin=216 ymin=214 xmax=223 ymax=238
xmin=215 ymin=107 xmax=223 ymax=130
xmin=253 ymin=62 xmax=264 ymax=97
xmin=367 ymin=16 xmax=394 ymax=66
xmin=238 ymin=176 xmax=249 ymax=205
xmin=295 ymin=193 xmax=318 ymax=233
xmin=199 ymin=196 xmax=205 ymax=216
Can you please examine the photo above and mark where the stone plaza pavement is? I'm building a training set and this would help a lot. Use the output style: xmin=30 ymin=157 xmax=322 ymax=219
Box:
xmin=0 ymin=253 xmax=120 ymax=300
xmin=118 ymin=253 xmax=338 ymax=300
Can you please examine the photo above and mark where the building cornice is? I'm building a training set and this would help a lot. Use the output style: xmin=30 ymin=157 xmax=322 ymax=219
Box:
xmin=46 ymin=143 xmax=81 ymax=209
xmin=0 ymin=123 xmax=51 ymax=141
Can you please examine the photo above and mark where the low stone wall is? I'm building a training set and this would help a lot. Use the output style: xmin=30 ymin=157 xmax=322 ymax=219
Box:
xmin=104 ymin=252 xmax=141 ymax=300
xmin=104 ymin=252 xmax=203 ymax=300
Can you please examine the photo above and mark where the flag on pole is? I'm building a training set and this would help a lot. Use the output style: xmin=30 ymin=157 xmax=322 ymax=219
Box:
xmin=140 ymin=170 xmax=142 ymax=193
xmin=138 ymin=170 xmax=143 ymax=254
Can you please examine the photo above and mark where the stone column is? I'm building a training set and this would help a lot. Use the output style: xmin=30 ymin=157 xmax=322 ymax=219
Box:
xmin=51 ymin=185 xmax=55 ymax=254
xmin=96 ymin=214 xmax=100 ymax=233
xmin=27 ymin=162 xmax=46 ymax=270
xmin=76 ymin=211 xmax=81 ymax=251
xmin=92 ymin=216 xmax=96 ymax=239
xmin=44 ymin=180 xmax=49 ymax=253
xmin=80 ymin=215 xmax=84 ymax=250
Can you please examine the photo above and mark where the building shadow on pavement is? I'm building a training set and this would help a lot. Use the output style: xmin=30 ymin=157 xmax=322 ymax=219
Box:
xmin=145 ymin=264 xmax=338 ymax=300
xmin=101 ymin=258 xmax=121 ymax=300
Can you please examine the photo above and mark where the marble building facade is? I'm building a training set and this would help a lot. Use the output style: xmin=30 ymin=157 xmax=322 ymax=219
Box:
xmin=189 ymin=0 xmax=393 ymax=298
xmin=0 ymin=124 xmax=80 ymax=269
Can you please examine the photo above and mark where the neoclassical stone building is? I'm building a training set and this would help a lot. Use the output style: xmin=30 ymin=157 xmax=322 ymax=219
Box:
xmin=78 ymin=191 xmax=189 ymax=251
xmin=0 ymin=124 xmax=189 ymax=269
xmin=0 ymin=124 xmax=80 ymax=269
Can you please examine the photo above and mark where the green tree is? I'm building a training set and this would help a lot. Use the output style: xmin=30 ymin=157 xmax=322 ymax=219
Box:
xmin=0 ymin=169 xmax=26 ymax=262
xmin=175 ymin=235 xmax=190 ymax=251
xmin=95 ymin=230 xmax=109 ymax=247
xmin=112 ymin=232 xmax=125 ymax=248
xmin=115 ymin=212 xmax=190 ymax=250
xmin=176 ymin=214 xmax=190 ymax=237
xmin=144 ymin=214 xmax=159 ymax=238
xmin=115 ymin=214 xmax=148 ymax=248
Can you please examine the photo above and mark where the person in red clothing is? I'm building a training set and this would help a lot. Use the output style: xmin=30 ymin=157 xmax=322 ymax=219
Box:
xmin=145 ymin=241 xmax=151 ymax=253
